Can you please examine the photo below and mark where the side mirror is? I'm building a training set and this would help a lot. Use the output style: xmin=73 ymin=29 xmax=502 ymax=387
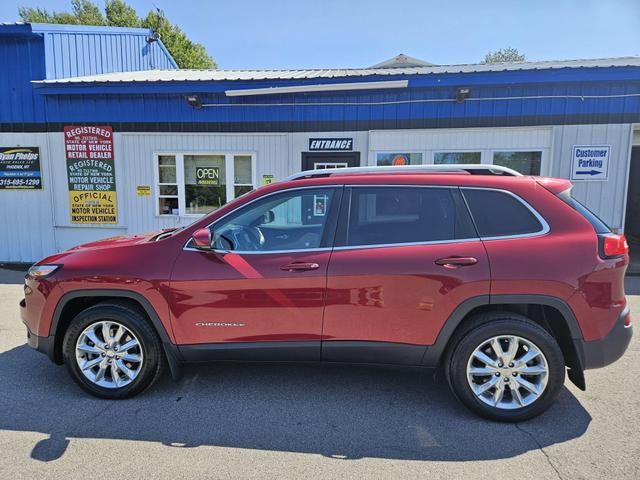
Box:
xmin=263 ymin=210 xmax=275 ymax=224
xmin=191 ymin=228 xmax=212 ymax=250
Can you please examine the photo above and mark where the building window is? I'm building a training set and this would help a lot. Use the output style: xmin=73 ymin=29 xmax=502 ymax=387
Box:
xmin=156 ymin=153 xmax=255 ymax=216
xmin=493 ymin=151 xmax=542 ymax=175
xmin=376 ymin=152 xmax=423 ymax=166
xmin=234 ymin=155 xmax=254 ymax=197
xmin=157 ymin=155 xmax=179 ymax=215
xmin=434 ymin=152 xmax=481 ymax=164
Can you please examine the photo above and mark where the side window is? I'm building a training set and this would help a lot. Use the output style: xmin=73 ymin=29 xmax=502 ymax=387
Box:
xmin=345 ymin=187 xmax=476 ymax=247
xmin=462 ymin=189 xmax=544 ymax=237
xmin=212 ymin=188 xmax=337 ymax=252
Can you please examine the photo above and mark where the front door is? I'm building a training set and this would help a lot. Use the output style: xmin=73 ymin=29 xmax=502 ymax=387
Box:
xmin=322 ymin=186 xmax=490 ymax=365
xmin=302 ymin=152 xmax=360 ymax=171
xmin=169 ymin=187 xmax=341 ymax=361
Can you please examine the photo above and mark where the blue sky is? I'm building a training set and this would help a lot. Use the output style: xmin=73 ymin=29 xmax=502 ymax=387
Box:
xmin=1 ymin=0 xmax=639 ymax=69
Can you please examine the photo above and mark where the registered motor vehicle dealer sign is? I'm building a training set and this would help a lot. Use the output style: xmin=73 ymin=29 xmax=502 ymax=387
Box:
xmin=571 ymin=145 xmax=610 ymax=181
xmin=64 ymin=126 xmax=117 ymax=224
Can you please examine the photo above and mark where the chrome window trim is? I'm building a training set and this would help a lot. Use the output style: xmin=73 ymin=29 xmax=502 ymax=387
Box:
xmin=181 ymin=183 xmax=551 ymax=255
xmin=332 ymin=237 xmax=481 ymax=252
xmin=182 ymin=185 xmax=340 ymax=254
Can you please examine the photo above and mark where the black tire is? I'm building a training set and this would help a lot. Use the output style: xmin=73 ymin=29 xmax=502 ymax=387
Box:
xmin=62 ymin=301 xmax=165 ymax=399
xmin=445 ymin=312 xmax=565 ymax=422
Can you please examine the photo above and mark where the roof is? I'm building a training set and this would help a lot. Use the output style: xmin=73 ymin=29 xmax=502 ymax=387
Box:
xmin=35 ymin=56 xmax=640 ymax=84
xmin=369 ymin=53 xmax=435 ymax=68
xmin=0 ymin=21 xmax=161 ymax=37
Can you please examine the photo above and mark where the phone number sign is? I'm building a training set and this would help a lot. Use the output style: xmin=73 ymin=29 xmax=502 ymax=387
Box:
xmin=0 ymin=147 xmax=42 ymax=190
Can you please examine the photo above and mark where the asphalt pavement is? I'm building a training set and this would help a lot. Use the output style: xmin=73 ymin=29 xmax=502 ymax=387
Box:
xmin=0 ymin=272 xmax=638 ymax=479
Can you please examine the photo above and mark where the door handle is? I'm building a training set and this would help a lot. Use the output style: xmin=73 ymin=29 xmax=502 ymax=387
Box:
xmin=435 ymin=256 xmax=478 ymax=268
xmin=279 ymin=262 xmax=320 ymax=272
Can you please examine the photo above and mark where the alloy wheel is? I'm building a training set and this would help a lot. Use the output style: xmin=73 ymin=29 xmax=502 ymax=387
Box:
xmin=466 ymin=334 xmax=549 ymax=410
xmin=75 ymin=320 xmax=144 ymax=389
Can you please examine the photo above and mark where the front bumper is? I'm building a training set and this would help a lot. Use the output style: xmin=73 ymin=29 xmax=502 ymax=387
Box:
xmin=24 ymin=323 xmax=56 ymax=360
xmin=580 ymin=306 xmax=633 ymax=370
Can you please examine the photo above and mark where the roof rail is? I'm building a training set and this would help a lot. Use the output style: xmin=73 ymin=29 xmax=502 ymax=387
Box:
xmin=285 ymin=164 xmax=522 ymax=181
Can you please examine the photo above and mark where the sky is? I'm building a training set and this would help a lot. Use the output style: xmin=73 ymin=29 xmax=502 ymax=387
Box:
xmin=1 ymin=0 xmax=639 ymax=69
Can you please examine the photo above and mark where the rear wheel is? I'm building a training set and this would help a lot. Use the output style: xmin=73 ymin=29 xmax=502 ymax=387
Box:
xmin=62 ymin=302 xmax=164 ymax=399
xmin=446 ymin=313 xmax=565 ymax=421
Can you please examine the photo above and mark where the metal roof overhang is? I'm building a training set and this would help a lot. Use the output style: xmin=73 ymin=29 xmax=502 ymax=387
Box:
xmin=31 ymin=65 xmax=640 ymax=97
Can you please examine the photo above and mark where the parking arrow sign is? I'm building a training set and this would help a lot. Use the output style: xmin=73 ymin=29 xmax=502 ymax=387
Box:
xmin=571 ymin=146 xmax=610 ymax=181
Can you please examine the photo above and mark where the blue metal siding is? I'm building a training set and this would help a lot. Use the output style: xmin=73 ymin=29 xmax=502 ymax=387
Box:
xmin=36 ymin=76 xmax=640 ymax=131
xmin=41 ymin=29 xmax=177 ymax=79
xmin=0 ymin=23 xmax=177 ymax=125
xmin=0 ymin=36 xmax=47 ymax=123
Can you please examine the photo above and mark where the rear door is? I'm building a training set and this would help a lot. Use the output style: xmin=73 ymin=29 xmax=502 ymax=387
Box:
xmin=322 ymin=185 xmax=490 ymax=365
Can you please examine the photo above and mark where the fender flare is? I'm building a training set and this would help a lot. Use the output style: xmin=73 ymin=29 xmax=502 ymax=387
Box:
xmin=421 ymin=294 xmax=584 ymax=367
xmin=50 ymin=289 xmax=183 ymax=376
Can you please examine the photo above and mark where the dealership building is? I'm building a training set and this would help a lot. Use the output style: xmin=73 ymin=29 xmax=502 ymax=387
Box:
xmin=1 ymin=22 xmax=640 ymax=264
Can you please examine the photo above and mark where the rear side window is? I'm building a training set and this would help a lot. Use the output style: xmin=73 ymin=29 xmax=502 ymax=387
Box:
xmin=556 ymin=189 xmax=611 ymax=234
xmin=344 ymin=187 xmax=476 ymax=247
xmin=462 ymin=189 xmax=544 ymax=238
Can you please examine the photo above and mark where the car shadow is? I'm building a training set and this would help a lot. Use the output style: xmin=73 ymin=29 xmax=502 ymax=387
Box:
xmin=0 ymin=344 xmax=591 ymax=463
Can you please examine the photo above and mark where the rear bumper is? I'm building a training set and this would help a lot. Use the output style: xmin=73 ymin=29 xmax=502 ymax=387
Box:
xmin=579 ymin=307 xmax=633 ymax=370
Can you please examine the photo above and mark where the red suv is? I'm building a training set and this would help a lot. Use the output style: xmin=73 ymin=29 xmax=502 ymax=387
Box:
xmin=20 ymin=165 xmax=632 ymax=421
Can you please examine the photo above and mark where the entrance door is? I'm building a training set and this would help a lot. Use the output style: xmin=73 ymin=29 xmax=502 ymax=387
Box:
xmin=302 ymin=152 xmax=360 ymax=171
xmin=625 ymin=146 xmax=640 ymax=274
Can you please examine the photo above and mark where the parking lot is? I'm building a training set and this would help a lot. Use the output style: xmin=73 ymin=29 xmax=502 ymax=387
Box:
xmin=1 ymin=271 xmax=638 ymax=480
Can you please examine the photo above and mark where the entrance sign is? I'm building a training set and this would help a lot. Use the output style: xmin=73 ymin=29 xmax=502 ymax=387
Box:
xmin=308 ymin=138 xmax=353 ymax=151
xmin=571 ymin=145 xmax=610 ymax=181
xmin=0 ymin=147 xmax=42 ymax=189
xmin=64 ymin=126 xmax=117 ymax=223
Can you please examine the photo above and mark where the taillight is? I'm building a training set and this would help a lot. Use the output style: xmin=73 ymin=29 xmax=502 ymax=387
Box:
xmin=624 ymin=311 xmax=632 ymax=328
xmin=598 ymin=234 xmax=629 ymax=259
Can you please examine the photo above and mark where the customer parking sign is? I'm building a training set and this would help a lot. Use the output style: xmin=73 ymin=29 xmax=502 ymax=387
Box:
xmin=571 ymin=145 xmax=610 ymax=181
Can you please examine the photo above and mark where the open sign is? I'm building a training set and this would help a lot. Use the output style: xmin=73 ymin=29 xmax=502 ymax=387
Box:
xmin=195 ymin=166 xmax=220 ymax=185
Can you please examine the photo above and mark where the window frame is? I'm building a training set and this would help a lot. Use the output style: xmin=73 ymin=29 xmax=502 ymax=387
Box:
xmin=433 ymin=151 xmax=483 ymax=165
xmin=334 ymin=185 xmax=480 ymax=250
xmin=154 ymin=152 xmax=257 ymax=217
xmin=460 ymin=186 xmax=550 ymax=240
xmin=373 ymin=151 xmax=425 ymax=166
xmin=490 ymin=149 xmax=545 ymax=176
xmin=184 ymin=185 xmax=342 ymax=254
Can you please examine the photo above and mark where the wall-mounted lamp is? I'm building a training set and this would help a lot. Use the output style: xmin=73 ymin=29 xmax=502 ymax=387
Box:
xmin=456 ymin=87 xmax=471 ymax=102
xmin=185 ymin=95 xmax=202 ymax=109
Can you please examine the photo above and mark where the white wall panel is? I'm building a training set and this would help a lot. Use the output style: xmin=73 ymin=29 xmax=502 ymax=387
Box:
xmin=116 ymin=132 xmax=289 ymax=235
xmin=550 ymin=124 xmax=632 ymax=231
xmin=0 ymin=133 xmax=56 ymax=262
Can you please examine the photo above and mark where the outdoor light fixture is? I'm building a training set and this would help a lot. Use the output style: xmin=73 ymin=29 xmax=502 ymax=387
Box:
xmin=456 ymin=87 xmax=471 ymax=102
xmin=185 ymin=95 xmax=202 ymax=108
xmin=224 ymin=80 xmax=409 ymax=97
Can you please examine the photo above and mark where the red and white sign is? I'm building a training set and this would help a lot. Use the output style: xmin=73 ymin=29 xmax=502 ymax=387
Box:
xmin=64 ymin=126 xmax=113 ymax=160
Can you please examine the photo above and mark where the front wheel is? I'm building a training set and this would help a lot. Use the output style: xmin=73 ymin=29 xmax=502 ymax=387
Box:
xmin=446 ymin=314 xmax=565 ymax=422
xmin=62 ymin=302 xmax=165 ymax=399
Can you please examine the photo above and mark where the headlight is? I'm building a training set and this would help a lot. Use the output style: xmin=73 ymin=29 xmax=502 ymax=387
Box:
xmin=27 ymin=264 xmax=61 ymax=278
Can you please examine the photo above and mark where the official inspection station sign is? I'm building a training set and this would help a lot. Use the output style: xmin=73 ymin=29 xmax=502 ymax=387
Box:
xmin=64 ymin=126 xmax=117 ymax=224
xmin=0 ymin=147 xmax=42 ymax=189
xmin=571 ymin=145 xmax=610 ymax=181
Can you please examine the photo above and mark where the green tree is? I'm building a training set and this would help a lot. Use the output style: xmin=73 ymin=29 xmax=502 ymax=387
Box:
xmin=19 ymin=0 xmax=215 ymax=68
xmin=105 ymin=0 xmax=140 ymax=27
xmin=72 ymin=0 xmax=105 ymax=25
xmin=481 ymin=47 xmax=526 ymax=64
